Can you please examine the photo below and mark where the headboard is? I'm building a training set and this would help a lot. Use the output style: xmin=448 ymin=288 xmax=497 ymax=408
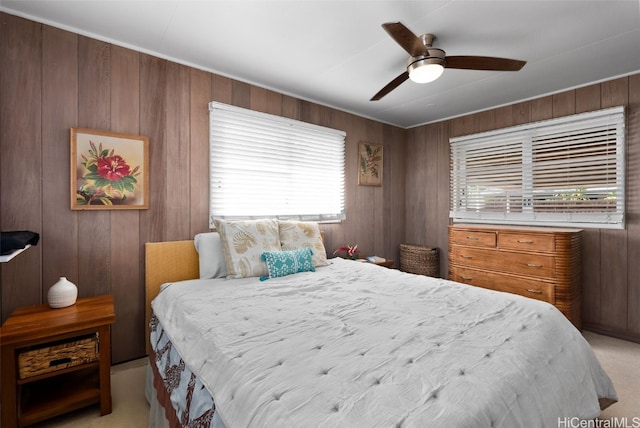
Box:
xmin=144 ymin=240 xmax=199 ymax=355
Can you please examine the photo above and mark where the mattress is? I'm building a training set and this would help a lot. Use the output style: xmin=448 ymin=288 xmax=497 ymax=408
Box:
xmin=150 ymin=258 xmax=616 ymax=428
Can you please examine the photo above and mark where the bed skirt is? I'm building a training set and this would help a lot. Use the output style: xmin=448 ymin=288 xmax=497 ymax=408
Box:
xmin=147 ymin=313 xmax=226 ymax=428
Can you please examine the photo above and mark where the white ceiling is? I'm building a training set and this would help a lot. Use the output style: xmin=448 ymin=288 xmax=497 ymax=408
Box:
xmin=3 ymin=0 xmax=640 ymax=128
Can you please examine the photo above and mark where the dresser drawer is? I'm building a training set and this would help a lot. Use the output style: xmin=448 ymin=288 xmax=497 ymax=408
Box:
xmin=449 ymin=229 xmax=496 ymax=248
xmin=498 ymin=232 xmax=555 ymax=252
xmin=450 ymin=266 xmax=555 ymax=304
xmin=450 ymin=246 xmax=555 ymax=278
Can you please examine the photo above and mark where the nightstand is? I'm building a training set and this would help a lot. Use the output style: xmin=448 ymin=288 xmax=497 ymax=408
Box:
xmin=370 ymin=259 xmax=394 ymax=268
xmin=0 ymin=295 xmax=115 ymax=427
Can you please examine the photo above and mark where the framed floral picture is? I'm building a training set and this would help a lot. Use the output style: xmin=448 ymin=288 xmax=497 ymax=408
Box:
xmin=358 ymin=142 xmax=383 ymax=186
xmin=70 ymin=128 xmax=149 ymax=210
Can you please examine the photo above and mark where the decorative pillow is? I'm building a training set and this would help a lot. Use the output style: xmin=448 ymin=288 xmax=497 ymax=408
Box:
xmin=193 ymin=232 xmax=227 ymax=279
xmin=260 ymin=248 xmax=315 ymax=281
xmin=278 ymin=220 xmax=328 ymax=267
xmin=213 ymin=219 xmax=281 ymax=278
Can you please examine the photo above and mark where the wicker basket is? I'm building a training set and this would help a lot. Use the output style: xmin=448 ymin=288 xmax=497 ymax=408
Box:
xmin=18 ymin=334 xmax=99 ymax=379
xmin=399 ymin=244 xmax=439 ymax=277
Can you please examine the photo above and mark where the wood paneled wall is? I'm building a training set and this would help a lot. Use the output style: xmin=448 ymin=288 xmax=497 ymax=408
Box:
xmin=407 ymin=73 xmax=640 ymax=343
xmin=0 ymin=13 xmax=406 ymax=363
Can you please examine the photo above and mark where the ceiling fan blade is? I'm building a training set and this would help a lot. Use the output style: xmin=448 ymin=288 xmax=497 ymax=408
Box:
xmin=445 ymin=56 xmax=526 ymax=71
xmin=382 ymin=22 xmax=427 ymax=57
xmin=371 ymin=71 xmax=410 ymax=101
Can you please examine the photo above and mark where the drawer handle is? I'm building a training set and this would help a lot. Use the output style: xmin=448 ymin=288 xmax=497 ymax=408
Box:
xmin=50 ymin=357 xmax=72 ymax=367
xmin=466 ymin=236 xmax=479 ymax=241
xmin=460 ymin=255 xmax=473 ymax=259
xmin=517 ymin=239 xmax=534 ymax=244
xmin=461 ymin=276 xmax=473 ymax=280
xmin=526 ymin=263 xmax=542 ymax=268
xmin=526 ymin=289 xmax=542 ymax=294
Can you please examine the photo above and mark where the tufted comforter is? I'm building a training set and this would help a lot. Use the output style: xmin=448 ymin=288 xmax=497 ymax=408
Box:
xmin=151 ymin=258 xmax=616 ymax=428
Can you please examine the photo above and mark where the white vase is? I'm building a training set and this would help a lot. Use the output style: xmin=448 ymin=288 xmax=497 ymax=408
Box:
xmin=47 ymin=277 xmax=78 ymax=308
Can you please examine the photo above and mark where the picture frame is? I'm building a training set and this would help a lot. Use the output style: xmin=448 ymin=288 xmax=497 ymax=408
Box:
xmin=70 ymin=128 xmax=149 ymax=210
xmin=358 ymin=142 xmax=383 ymax=186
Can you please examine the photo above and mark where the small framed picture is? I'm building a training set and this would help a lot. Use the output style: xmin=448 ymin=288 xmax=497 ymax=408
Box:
xmin=358 ymin=142 xmax=383 ymax=186
xmin=70 ymin=128 xmax=149 ymax=210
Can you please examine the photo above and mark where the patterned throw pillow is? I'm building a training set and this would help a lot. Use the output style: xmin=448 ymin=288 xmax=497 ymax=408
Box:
xmin=214 ymin=219 xmax=281 ymax=278
xmin=260 ymin=248 xmax=315 ymax=281
xmin=278 ymin=220 xmax=328 ymax=267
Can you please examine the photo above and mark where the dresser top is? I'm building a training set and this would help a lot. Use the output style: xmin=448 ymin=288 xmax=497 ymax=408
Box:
xmin=450 ymin=223 xmax=583 ymax=233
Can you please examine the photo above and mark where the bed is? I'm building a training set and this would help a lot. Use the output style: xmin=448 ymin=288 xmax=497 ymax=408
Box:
xmin=145 ymin=220 xmax=617 ymax=428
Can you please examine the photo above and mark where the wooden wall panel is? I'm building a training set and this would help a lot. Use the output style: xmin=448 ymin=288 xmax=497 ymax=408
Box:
xmin=212 ymin=74 xmax=232 ymax=105
xmin=282 ymin=95 xmax=302 ymax=120
xmin=581 ymin=227 xmax=602 ymax=324
xmin=530 ymin=95 xmax=553 ymax=122
xmin=77 ymin=37 xmax=112 ymax=298
xmin=598 ymin=78 xmax=629 ymax=332
xmin=165 ymin=62 xmax=191 ymax=241
xmin=436 ymin=121 xmax=451 ymax=275
xmin=405 ymin=126 xmax=427 ymax=244
xmin=231 ymin=80 xmax=251 ymax=108
xmin=0 ymin=14 xmax=43 ymax=319
xmin=249 ymin=86 xmax=269 ymax=113
xmin=449 ymin=116 xmax=464 ymax=138
xmin=189 ymin=69 xmax=213 ymax=236
xmin=41 ymin=26 xmax=79 ymax=300
xmin=552 ymin=90 xmax=575 ymax=117
xmin=344 ymin=116 xmax=367 ymax=251
xmin=266 ymin=90 xmax=284 ymax=117
xmin=139 ymin=54 xmax=167 ymax=246
xmin=493 ymin=105 xmax=513 ymax=129
xmin=472 ymin=109 xmax=495 ymax=134
xmin=512 ymin=101 xmax=531 ymax=126
xmin=382 ymin=124 xmax=406 ymax=263
xmin=110 ymin=45 xmax=143 ymax=362
xmin=575 ymin=84 xmax=601 ymax=113
xmin=627 ymin=73 xmax=640 ymax=336
xmin=423 ymin=124 xmax=441 ymax=246
xmin=365 ymin=119 xmax=384 ymax=255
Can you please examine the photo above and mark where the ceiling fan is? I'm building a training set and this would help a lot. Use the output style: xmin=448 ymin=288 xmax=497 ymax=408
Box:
xmin=371 ymin=22 xmax=526 ymax=101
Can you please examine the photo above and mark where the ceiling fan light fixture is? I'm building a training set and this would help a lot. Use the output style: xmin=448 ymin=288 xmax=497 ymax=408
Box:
xmin=408 ymin=57 xmax=444 ymax=83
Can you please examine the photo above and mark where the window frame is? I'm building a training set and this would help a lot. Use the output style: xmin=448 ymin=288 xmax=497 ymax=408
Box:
xmin=208 ymin=102 xmax=346 ymax=228
xmin=449 ymin=106 xmax=626 ymax=229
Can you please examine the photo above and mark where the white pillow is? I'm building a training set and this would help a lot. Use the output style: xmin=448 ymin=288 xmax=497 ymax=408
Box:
xmin=213 ymin=219 xmax=281 ymax=278
xmin=278 ymin=220 xmax=328 ymax=267
xmin=194 ymin=232 xmax=228 ymax=279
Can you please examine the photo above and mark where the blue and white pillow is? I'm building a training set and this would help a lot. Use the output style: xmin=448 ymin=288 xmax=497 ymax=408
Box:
xmin=260 ymin=248 xmax=315 ymax=281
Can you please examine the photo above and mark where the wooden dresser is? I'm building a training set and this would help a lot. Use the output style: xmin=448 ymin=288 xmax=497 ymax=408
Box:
xmin=448 ymin=224 xmax=582 ymax=328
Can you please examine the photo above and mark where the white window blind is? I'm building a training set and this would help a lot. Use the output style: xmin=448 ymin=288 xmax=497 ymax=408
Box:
xmin=209 ymin=102 xmax=346 ymax=227
xmin=450 ymin=106 xmax=625 ymax=229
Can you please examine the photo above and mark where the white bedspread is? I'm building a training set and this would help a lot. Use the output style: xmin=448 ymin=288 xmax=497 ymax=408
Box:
xmin=152 ymin=258 xmax=616 ymax=428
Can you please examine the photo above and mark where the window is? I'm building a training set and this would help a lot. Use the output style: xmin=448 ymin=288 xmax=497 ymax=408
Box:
xmin=450 ymin=106 xmax=625 ymax=229
xmin=209 ymin=102 xmax=346 ymax=227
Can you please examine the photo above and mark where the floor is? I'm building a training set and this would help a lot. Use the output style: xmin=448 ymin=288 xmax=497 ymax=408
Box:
xmin=29 ymin=358 xmax=150 ymax=428
xmin=21 ymin=331 xmax=640 ymax=427
xmin=584 ymin=331 xmax=640 ymax=419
